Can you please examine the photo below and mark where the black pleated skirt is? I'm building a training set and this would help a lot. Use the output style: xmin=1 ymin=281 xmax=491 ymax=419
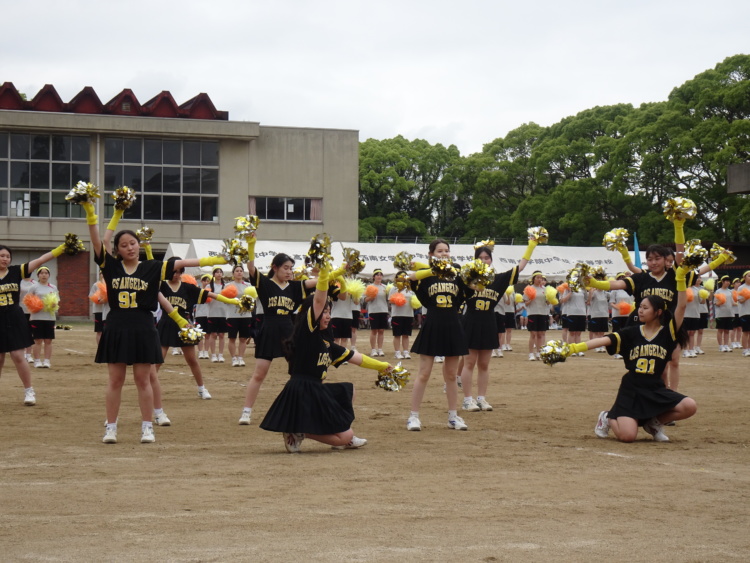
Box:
xmin=0 ymin=307 xmax=34 ymax=353
xmin=95 ymin=310 xmax=163 ymax=365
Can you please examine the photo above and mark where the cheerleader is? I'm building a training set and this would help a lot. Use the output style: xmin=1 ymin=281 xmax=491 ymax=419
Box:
xmin=259 ymin=266 xmax=391 ymax=452
xmin=225 ymin=264 xmax=252 ymax=367
xmin=364 ymin=268 xmax=388 ymax=356
xmin=586 ymin=287 xmax=609 ymax=352
xmin=194 ymin=274 xmax=212 ymax=359
xmin=79 ymin=199 xmax=227 ymax=444
xmin=501 ymin=288 xmax=516 ymax=352
xmin=460 ymin=240 xmax=536 ymax=412
xmin=682 ymin=273 xmax=702 ymax=358
xmin=524 ymin=271 xmax=548 ymax=361
xmin=0 ymin=242 xmax=66 ymax=406
xmin=388 ymin=271 xmax=415 ymax=360
xmin=26 ymin=266 xmax=59 ymax=368
xmin=560 ymin=286 xmax=586 ymax=355
xmin=206 ymin=267 xmax=228 ymax=362
xmin=571 ymin=265 xmax=697 ymax=442
xmin=239 ymin=240 xmax=317 ymax=426
xmin=738 ymin=271 xmax=750 ymax=356
xmin=714 ymin=275 xmax=734 ymax=352
xmin=406 ymin=239 xmax=468 ymax=432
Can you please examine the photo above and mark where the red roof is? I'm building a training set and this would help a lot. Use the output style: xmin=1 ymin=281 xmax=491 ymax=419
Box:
xmin=0 ymin=82 xmax=228 ymax=120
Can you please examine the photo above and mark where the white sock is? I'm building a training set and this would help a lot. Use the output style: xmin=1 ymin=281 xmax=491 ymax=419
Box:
xmin=410 ymin=411 xmax=419 ymax=418
xmin=154 ymin=408 xmax=164 ymax=416
xmin=477 ymin=396 xmax=485 ymax=402
xmin=198 ymin=385 xmax=205 ymax=392
xmin=24 ymin=386 xmax=34 ymax=393
xmin=243 ymin=407 xmax=252 ymax=415
xmin=463 ymin=396 xmax=473 ymax=403
xmin=106 ymin=422 xmax=117 ymax=431
xmin=448 ymin=410 xmax=458 ymax=419
xmin=142 ymin=421 xmax=153 ymax=431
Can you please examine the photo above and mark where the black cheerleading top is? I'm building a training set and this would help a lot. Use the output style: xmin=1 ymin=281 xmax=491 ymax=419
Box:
xmin=412 ymin=274 xmax=464 ymax=313
xmin=606 ymin=320 xmax=678 ymax=381
xmin=251 ymin=269 xmax=307 ymax=319
xmin=0 ymin=264 xmax=29 ymax=312
xmin=159 ymin=280 xmax=209 ymax=319
xmin=623 ymin=267 xmax=694 ymax=322
xmin=462 ymin=266 xmax=519 ymax=317
xmin=288 ymin=305 xmax=353 ymax=380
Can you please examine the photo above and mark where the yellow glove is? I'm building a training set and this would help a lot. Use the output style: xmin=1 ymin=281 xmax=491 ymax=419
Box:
xmin=567 ymin=342 xmax=589 ymax=356
xmin=107 ymin=208 xmax=124 ymax=232
xmin=522 ymin=239 xmax=538 ymax=261
xmin=336 ymin=276 xmax=347 ymax=293
xmin=316 ymin=268 xmax=330 ymax=292
xmin=246 ymin=235 xmax=256 ymax=262
xmin=50 ymin=243 xmax=66 ymax=258
xmin=618 ymin=245 xmax=631 ymax=264
xmin=586 ymin=278 xmax=610 ymax=291
xmin=215 ymin=294 xmax=240 ymax=306
xmin=82 ymin=202 xmax=98 ymax=226
xmin=412 ymin=261 xmax=429 ymax=270
xmin=359 ymin=354 xmax=389 ymax=371
xmin=708 ymin=253 xmax=728 ymax=271
xmin=167 ymin=309 xmax=189 ymax=329
xmin=675 ymin=265 xmax=689 ymax=292
xmin=198 ymin=256 xmax=228 ymax=267
xmin=331 ymin=264 xmax=347 ymax=279
xmin=673 ymin=217 xmax=685 ymax=245
xmin=414 ymin=268 xmax=434 ymax=281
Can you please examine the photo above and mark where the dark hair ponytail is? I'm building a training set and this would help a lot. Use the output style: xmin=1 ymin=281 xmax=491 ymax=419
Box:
xmin=643 ymin=294 xmax=688 ymax=348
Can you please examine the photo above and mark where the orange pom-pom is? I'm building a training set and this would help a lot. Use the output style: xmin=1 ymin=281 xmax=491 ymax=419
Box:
xmin=389 ymin=292 xmax=407 ymax=307
xmin=617 ymin=301 xmax=632 ymax=316
xmin=23 ymin=293 xmax=44 ymax=313
xmin=557 ymin=282 xmax=569 ymax=294
xmin=221 ymin=285 xmax=238 ymax=298
xmin=686 ymin=290 xmax=694 ymax=302
xmin=715 ymin=293 xmax=726 ymax=305
xmin=181 ymin=273 xmax=197 ymax=286
xmin=732 ymin=290 xmax=738 ymax=303
xmin=366 ymin=285 xmax=379 ymax=299
xmin=741 ymin=287 xmax=750 ymax=300
xmin=523 ymin=285 xmax=537 ymax=300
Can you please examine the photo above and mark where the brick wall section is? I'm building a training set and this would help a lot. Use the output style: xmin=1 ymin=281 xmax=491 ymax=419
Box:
xmin=58 ymin=251 xmax=91 ymax=318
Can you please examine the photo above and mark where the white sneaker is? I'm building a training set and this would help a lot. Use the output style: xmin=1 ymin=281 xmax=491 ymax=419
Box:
xmin=283 ymin=432 xmax=304 ymax=453
xmin=395 ymin=351 xmax=403 ymax=360
xmin=333 ymin=436 xmax=367 ymax=449
xmin=506 ymin=345 xmax=513 ymax=351
xmin=371 ymin=349 xmax=378 ymax=357
xmin=688 ymin=350 xmax=697 ymax=358
xmin=643 ymin=418 xmax=669 ymax=442
xmin=496 ymin=349 xmax=504 ymax=358
xmin=34 ymin=359 xmax=42 ymax=368
xmin=25 ymin=353 xmax=33 ymax=362
xmin=172 ymin=348 xmax=180 ymax=355
xmin=377 ymin=349 xmax=384 ymax=357
xmin=435 ymin=356 xmax=444 ymax=363
xmin=447 ymin=415 xmax=468 ymax=430
xmin=462 ymin=398 xmax=481 ymax=412
xmin=154 ymin=412 xmax=171 ymax=426
xmin=211 ymin=354 xmax=218 ymax=362
xmin=24 ymin=388 xmax=36 ymax=406
xmin=218 ymin=354 xmax=225 ymax=362
xmin=102 ymin=428 xmax=117 ymax=444
xmin=577 ymin=352 xmax=585 ymax=357
xmin=197 ymin=388 xmax=212 ymax=400
xmin=476 ymin=398 xmax=493 ymax=411
xmin=613 ymin=353 xmax=623 ymax=359
xmin=238 ymin=358 xmax=246 ymax=366
xmin=406 ymin=415 xmax=421 ymax=431
xmin=231 ymin=356 xmax=240 ymax=367
xmin=594 ymin=411 xmax=610 ymax=438
xmin=743 ymin=349 xmax=750 ymax=357
xmin=529 ymin=353 xmax=536 ymax=361
xmin=141 ymin=426 xmax=156 ymax=443
xmin=491 ymin=349 xmax=497 ymax=358
xmin=535 ymin=352 xmax=541 ymax=360
xmin=43 ymin=359 xmax=51 ymax=369
xmin=695 ymin=347 xmax=704 ymax=355
xmin=201 ymin=351 xmax=209 ymax=359
xmin=403 ymin=351 xmax=411 ymax=359
xmin=238 ymin=411 xmax=251 ymax=425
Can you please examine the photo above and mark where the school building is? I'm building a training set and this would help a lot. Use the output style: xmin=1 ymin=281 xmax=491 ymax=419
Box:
xmin=0 ymin=82 xmax=359 ymax=318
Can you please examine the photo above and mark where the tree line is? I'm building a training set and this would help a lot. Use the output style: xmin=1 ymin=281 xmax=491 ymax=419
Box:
xmin=358 ymin=55 xmax=750 ymax=247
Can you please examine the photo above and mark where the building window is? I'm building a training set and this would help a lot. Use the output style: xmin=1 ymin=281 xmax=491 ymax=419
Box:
xmin=0 ymin=131 xmax=89 ymax=218
xmin=250 ymin=197 xmax=322 ymax=222
xmin=103 ymin=138 xmax=219 ymax=222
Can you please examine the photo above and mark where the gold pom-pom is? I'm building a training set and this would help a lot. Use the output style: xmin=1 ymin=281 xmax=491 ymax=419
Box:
xmin=375 ymin=362 xmax=410 ymax=392
xmin=178 ymin=325 xmax=205 ymax=344
xmin=112 ymin=186 xmax=137 ymax=210
xmin=708 ymin=242 xmax=736 ymax=265
xmin=393 ymin=251 xmax=414 ymax=272
xmin=63 ymin=233 xmax=86 ymax=256
xmin=540 ymin=340 xmax=570 ymax=365
xmin=394 ymin=271 xmax=411 ymax=291
xmin=663 ymin=197 xmax=697 ymax=222
xmin=136 ymin=226 xmax=154 ymax=244
xmin=220 ymin=238 xmax=249 ymax=265
xmin=233 ymin=215 xmax=260 ymax=238
xmin=602 ymin=228 xmax=629 ymax=252
xmin=55 ymin=324 xmax=73 ymax=330
xmin=307 ymin=233 xmax=333 ymax=270
xmin=460 ymin=259 xmax=495 ymax=290
xmin=342 ymin=247 xmax=366 ymax=276
xmin=65 ymin=181 xmax=101 ymax=204
xmin=293 ymin=265 xmax=312 ymax=281
xmin=566 ymin=262 xmax=591 ymax=293
xmin=237 ymin=294 xmax=256 ymax=314
xmin=430 ymin=256 xmax=456 ymax=280
xmin=590 ymin=266 xmax=607 ymax=281
xmin=527 ymin=226 xmax=549 ymax=244
xmin=681 ymin=239 xmax=708 ymax=269
xmin=474 ymin=239 xmax=495 ymax=251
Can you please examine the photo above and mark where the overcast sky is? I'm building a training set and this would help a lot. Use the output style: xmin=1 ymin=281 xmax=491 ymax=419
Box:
xmin=3 ymin=1 xmax=749 ymax=156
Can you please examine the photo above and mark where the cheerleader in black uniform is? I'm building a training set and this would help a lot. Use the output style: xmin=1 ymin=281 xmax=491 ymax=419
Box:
xmin=239 ymin=238 xmax=317 ymax=425
xmin=406 ymin=239 xmax=468 ymax=432
xmin=81 ymin=201 xmax=227 ymax=444
xmin=460 ymin=239 xmax=537 ymax=413
xmin=568 ymin=265 xmax=696 ymax=442
xmin=0 ymin=242 xmax=67 ymax=406
xmin=260 ymin=266 xmax=391 ymax=452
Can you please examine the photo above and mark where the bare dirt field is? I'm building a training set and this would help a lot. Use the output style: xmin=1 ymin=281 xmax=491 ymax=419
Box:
xmin=2 ymin=325 xmax=749 ymax=562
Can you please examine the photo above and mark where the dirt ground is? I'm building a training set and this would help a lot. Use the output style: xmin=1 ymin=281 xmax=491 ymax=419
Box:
xmin=1 ymin=324 xmax=749 ymax=562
